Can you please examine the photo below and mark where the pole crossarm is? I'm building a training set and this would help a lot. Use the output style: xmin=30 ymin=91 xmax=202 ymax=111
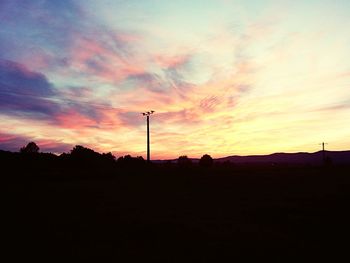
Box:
xmin=142 ymin=110 xmax=155 ymax=116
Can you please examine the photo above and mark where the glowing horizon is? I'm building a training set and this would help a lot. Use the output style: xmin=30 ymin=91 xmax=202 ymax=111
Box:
xmin=1 ymin=0 xmax=350 ymax=159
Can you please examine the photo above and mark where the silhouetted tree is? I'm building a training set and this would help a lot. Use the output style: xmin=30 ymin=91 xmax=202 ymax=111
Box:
xmin=136 ymin=156 xmax=145 ymax=163
xmin=117 ymin=155 xmax=146 ymax=170
xmin=178 ymin=155 xmax=192 ymax=168
xmin=199 ymin=154 xmax=213 ymax=168
xmin=118 ymin=155 xmax=145 ymax=165
xmin=70 ymin=145 xmax=100 ymax=159
xmin=102 ymin=152 xmax=116 ymax=162
xmin=62 ymin=145 xmax=118 ymax=173
xmin=20 ymin=142 xmax=39 ymax=154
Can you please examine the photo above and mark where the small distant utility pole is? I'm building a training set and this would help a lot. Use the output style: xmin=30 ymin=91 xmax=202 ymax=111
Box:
xmin=142 ymin=110 xmax=155 ymax=163
xmin=319 ymin=142 xmax=328 ymax=162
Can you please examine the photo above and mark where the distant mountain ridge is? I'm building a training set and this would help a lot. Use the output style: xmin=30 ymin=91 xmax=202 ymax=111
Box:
xmin=217 ymin=151 xmax=350 ymax=165
xmin=155 ymin=151 xmax=350 ymax=165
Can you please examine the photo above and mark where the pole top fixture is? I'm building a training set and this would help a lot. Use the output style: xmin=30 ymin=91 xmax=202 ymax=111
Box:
xmin=141 ymin=110 xmax=155 ymax=116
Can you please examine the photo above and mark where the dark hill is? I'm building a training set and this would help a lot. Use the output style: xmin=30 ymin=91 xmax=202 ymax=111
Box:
xmin=216 ymin=151 xmax=350 ymax=165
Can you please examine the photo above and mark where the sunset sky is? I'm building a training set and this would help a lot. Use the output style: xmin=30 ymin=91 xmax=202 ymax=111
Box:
xmin=0 ymin=0 xmax=350 ymax=159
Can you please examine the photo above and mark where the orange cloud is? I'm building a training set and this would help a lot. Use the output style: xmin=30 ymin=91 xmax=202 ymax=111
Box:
xmin=55 ymin=109 xmax=99 ymax=129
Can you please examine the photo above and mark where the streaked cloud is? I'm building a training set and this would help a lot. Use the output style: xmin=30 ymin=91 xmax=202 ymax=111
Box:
xmin=0 ymin=131 xmax=72 ymax=153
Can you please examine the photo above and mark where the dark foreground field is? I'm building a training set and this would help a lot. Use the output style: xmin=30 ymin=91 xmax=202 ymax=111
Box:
xmin=4 ymin=166 xmax=350 ymax=262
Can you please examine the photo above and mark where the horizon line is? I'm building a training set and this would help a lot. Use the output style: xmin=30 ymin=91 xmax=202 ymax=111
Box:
xmin=1 ymin=147 xmax=349 ymax=161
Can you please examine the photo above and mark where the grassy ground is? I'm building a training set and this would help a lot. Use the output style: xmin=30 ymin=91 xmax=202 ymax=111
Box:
xmin=4 ymin=167 xmax=350 ymax=262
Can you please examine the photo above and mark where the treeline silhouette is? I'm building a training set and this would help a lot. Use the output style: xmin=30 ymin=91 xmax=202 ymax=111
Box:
xmin=1 ymin=142 xmax=219 ymax=180
xmin=2 ymin=141 xmax=349 ymax=181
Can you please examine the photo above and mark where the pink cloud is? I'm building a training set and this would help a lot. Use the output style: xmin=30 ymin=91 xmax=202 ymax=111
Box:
xmin=0 ymin=133 xmax=17 ymax=143
xmin=55 ymin=109 xmax=99 ymax=129
xmin=113 ymin=31 xmax=143 ymax=44
xmin=67 ymin=33 xmax=147 ymax=83
xmin=155 ymin=108 xmax=202 ymax=126
xmin=0 ymin=132 xmax=72 ymax=153
xmin=199 ymin=95 xmax=222 ymax=113
xmin=155 ymin=53 xmax=191 ymax=70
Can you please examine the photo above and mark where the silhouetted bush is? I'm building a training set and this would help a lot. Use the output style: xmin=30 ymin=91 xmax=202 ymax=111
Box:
xmin=102 ymin=152 xmax=116 ymax=162
xmin=70 ymin=145 xmax=100 ymax=160
xmin=117 ymin=155 xmax=145 ymax=167
xmin=20 ymin=142 xmax=39 ymax=154
xmin=199 ymin=154 xmax=213 ymax=168
xmin=54 ymin=145 xmax=118 ymax=174
xmin=178 ymin=155 xmax=192 ymax=168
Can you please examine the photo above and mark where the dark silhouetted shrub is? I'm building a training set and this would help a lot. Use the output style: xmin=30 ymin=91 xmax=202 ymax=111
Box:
xmin=117 ymin=155 xmax=145 ymax=166
xmin=102 ymin=152 xmax=116 ymax=162
xmin=70 ymin=145 xmax=100 ymax=159
xmin=60 ymin=145 xmax=117 ymax=173
xmin=199 ymin=154 xmax=213 ymax=168
xmin=20 ymin=142 xmax=39 ymax=154
xmin=178 ymin=155 xmax=192 ymax=168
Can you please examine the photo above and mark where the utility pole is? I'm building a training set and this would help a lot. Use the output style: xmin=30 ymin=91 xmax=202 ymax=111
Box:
xmin=142 ymin=111 xmax=155 ymax=163
xmin=319 ymin=142 xmax=328 ymax=162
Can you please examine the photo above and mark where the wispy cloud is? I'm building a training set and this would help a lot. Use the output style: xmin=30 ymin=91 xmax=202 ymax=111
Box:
xmin=0 ymin=59 xmax=60 ymax=118
xmin=0 ymin=131 xmax=72 ymax=153
xmin=0 ymin=59 xmax=122 ymax=131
